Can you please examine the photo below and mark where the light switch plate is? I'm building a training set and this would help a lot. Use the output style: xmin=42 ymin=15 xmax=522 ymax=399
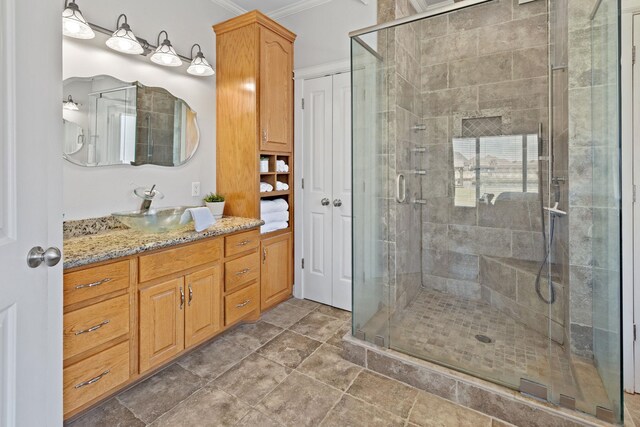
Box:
xmin=191 ymin=182 xmax=201 ymax=197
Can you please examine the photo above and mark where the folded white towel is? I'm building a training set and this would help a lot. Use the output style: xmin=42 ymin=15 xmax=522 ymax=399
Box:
xmin=276 ymin=160 xmax=289 ymax=172
xmin=260 ymin=198 xmax=289 ymax=213
xmin=275 ymin=181 xmax=289 ymax=191
xmin=261 ymin=221 xmax=288 ymax=234
xmin=261 ymin=211 xmax=289 ymax=223
xmin=180 ymin=207 xmax=215 ymax=232
xmin=260 ymin=182 xmax=273 ymax=193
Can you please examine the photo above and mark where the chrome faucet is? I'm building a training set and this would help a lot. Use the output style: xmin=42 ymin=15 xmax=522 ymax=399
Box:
xmin=134 ymin=185 xmax=163 ymax=212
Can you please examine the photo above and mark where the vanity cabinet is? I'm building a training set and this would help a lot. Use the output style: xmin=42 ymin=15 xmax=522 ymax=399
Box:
xmin=214 ymin=11 xmax=296 ymax=312
xmin=63 ymin=227 xmax=262 ymax=420
xmin=62 ymin=260 xmax=134 ymax=416
xmin=259 ymin=27 xmax=294 ymax=153
xmin=261 ymin=232 xmax=293 ymax=310
xmin=139 ymin=278 xmax=186 ymax=373
xmin=185 ymin=266 xmax=223 ymax=348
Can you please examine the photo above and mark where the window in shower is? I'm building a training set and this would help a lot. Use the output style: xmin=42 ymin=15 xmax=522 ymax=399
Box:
xmin=453 ymin=134 xmax=538 ymax=207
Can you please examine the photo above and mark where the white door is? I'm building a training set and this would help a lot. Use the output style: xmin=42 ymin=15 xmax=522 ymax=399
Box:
xmin=303 ymin=76 xmax=333 ymax=305
xmin=303 ymin=73 xmax=352 ymax=310
xmin=633 ymin=13 xmax=640 ymax=392
xmin=331 ymin=73 xmax=352 ymax=311
xmin=0 ymin=0 xmax=63 ymax=425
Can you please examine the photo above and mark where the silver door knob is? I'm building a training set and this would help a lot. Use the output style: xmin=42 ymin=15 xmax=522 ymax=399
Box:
xmin=27 ymin=246 xmax=61 ymax=268
xmin=333 ymin=199 xmax=342 ymax=207
xmin=321 ymin=198 xmax=330 ymax=206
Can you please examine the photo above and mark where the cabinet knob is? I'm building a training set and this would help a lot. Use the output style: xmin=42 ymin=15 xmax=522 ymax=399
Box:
xmin=321 ymin=198 xmax=330 ymax=206
xmin=333 ymin=199 xmax=342 ymax=207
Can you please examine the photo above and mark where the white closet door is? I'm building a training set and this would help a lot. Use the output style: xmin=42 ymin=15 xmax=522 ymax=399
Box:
xmin=331 ymin=73 xmax=352 ymax=311
xmin=303 ymin=76 xmax=333 ymax=305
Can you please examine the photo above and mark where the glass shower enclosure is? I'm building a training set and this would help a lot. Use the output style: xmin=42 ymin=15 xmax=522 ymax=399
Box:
xmin=351 ymin=0 xmax=621 ymax=422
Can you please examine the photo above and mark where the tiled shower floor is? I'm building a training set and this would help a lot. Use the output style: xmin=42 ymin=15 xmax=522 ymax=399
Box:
xmin=388 ymin=288 xmax=612 ymax=418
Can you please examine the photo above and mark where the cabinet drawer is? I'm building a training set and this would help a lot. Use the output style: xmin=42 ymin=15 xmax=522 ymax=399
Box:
xmin=64 ymin=341 xmax=130 ymax=416
xmin=225 ymin=282 xmax=259 ymax=325
xmin=224 ymin=252 xmax=260 ymax=293
xmin=64 ymin=260 xmax=130 ymax=307
xmin=64 ymin=294 xmax=130 ymax=361
xmin=225 ymin=230 xmax=260 ymax=257
xmin=139 ymin=238 xmax=223 ymax=283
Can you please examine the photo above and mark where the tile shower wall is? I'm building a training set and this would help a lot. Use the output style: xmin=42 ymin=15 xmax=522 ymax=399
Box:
xmin=378 ymin=0 xmax=424 ymax=315
xmin=135 ymin=85 xmax=177 ymax=167
xmin=566 ymin=0 xmax=598 ymax=358
xmin=415 ymin=0 xmax=561 ymax=338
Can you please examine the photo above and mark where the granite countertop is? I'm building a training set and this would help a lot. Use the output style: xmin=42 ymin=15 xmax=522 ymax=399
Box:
xmin=63 ymin=216 xmax=264 ymax=270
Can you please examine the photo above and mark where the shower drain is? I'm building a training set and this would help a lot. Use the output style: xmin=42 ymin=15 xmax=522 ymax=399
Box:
xmin=475 ymin=334 xmax=492 ymax=344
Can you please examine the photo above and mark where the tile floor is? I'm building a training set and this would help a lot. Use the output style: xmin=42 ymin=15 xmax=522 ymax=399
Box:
xmin=389 ymin=289 xmax=611 ymax=417
xmin=67 ymin=298 xmax=515 ymax=427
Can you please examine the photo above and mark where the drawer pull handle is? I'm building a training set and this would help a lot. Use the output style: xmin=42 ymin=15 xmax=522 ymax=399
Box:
xmin=235 ymin=268 xmax=251 ymax=276
xmin=236 ymin=240 xmax=251 ymax=247
xmin=75 ymin=370 xmax=110 ymax=389
xmin=180 ymin=286 xmax=185 ymax=310
xmin=75 ymin=278 xmax=112 ymax=290
xmin=75 ymin=319 xmax=110 ymax=335
xmin=236 ymin=299 xmax=251 ymax=308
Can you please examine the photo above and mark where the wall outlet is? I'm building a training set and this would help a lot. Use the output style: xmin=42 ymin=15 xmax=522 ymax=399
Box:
xmin=191 ymin=182 xmax=201 ymax=197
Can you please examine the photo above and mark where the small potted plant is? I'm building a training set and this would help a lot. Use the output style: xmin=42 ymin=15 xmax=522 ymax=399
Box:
xmin=203 ymin=193 xmax=225 ymax=219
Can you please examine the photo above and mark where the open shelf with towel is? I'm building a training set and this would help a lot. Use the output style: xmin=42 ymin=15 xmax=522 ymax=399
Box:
xmin=258 ymin=153 xmax=291 ymax=197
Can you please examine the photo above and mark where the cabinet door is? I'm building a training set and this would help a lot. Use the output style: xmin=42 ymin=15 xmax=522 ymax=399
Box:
xmin=261 ymin=233 xmax=293 ymax=310
xmin=185 ymin=266 xmax=223 ymax=348
xmin=259 ymin=27 xmax=293 ymax=153
xmin=139 ymin=278 xmax=185 ymax=373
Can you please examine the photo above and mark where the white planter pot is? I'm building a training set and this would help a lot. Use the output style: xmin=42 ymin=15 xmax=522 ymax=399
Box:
xmin=205 ymin=201 xmax=225 ymax=219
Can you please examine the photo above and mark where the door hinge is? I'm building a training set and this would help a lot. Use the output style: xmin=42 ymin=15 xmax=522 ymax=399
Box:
xmin=634 ymin=184 xmax=637 ymax=203
xmin=301 ymin=258 xmax=304 ymax=269
xmin=634 ymin=324 xmax=637 ymax=341
xmin=301 ymin=178 xmax=304 ymax=189
xmin=634 ymin=46 xmax=637 ymax=65
xmin=301 ymin=98 xmax=305 ymax=109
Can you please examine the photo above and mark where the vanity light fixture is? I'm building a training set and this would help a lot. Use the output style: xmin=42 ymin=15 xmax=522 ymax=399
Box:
xmin=62 ymin=0 xmax=95 ymax=39
xmin=150 ymin=31 xmax=182 ymax=67
xmin=106 ymin=14 xmax=144 ymax=55
xmin=187 ymin=44 xmax=215 ymax=77
xmin=63 ymin=95 xmax=79 ymax=111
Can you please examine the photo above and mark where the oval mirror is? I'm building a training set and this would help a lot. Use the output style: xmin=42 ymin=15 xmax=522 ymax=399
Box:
xmin=62 ymin=75 xmax=199 ymax=167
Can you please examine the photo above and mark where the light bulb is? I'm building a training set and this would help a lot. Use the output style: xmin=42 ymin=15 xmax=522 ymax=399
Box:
xmin=64 ymin=20 xmax=80 ymax=34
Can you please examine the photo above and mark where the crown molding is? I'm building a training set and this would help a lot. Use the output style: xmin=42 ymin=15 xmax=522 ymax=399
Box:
xmin=211 ymin=0 xmax=352 ymax=20
xmin=270 ymin=0 xmax=332 ymax=19
xmin=210 ymin=0 xmax=247 ymax=16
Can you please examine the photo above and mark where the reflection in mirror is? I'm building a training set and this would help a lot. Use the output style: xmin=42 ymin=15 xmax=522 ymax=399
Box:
xmin=62 ymin=75 xmax=199 ymax=167
xmin=63 ymin=119 xmax=85 ymax=155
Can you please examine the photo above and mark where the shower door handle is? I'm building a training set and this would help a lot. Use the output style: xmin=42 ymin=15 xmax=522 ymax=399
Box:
xmin=396 ymin=174 xmax=406 ymax=204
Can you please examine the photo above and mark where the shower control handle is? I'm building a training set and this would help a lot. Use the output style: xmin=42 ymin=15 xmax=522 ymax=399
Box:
xmin=321 ymin=198 xmax=330 ymax=206
xmin=396 ymin=174 xmax=406 ymax=204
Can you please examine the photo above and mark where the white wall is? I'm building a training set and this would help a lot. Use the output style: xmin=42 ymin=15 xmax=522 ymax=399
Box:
xmin=279 ymin=0 xmax=377 ymax=69
xmin=62 ymin=0 xmax=234 ymax=220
